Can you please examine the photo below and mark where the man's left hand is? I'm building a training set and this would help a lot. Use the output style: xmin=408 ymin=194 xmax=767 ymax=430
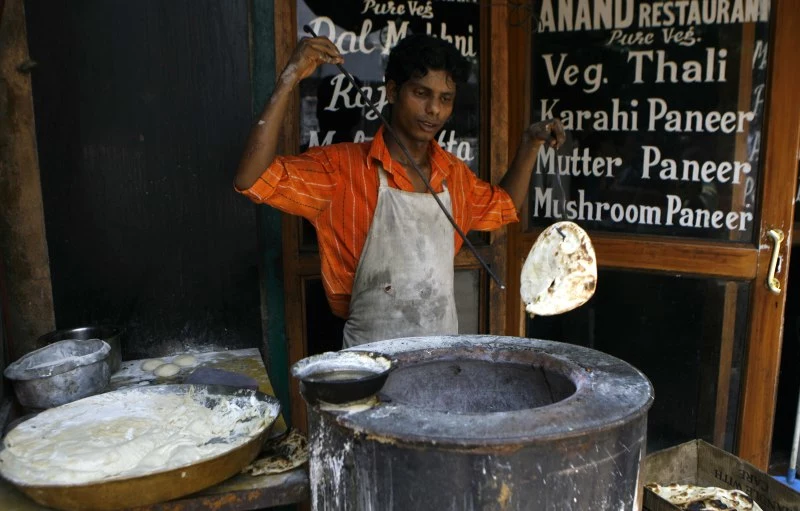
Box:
xmin=524 ymin=118 xmax=566 ymax=149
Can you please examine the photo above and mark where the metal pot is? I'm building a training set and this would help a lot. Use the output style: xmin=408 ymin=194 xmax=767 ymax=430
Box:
xmin=4 ymin=339 xmax=111 ymax=409
xmin=38 ymin=325 xmax=122 ymax=373
xmin=292 ymin=351 xmax=394 ymax=404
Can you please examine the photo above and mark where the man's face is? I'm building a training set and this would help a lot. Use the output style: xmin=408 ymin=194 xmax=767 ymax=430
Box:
xmin=387 ymin=69 xmax=456 ymax=144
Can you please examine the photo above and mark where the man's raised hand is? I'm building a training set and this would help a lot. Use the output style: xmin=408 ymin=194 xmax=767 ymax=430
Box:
xmin=280 ymin=36 xmax=344 ymax=85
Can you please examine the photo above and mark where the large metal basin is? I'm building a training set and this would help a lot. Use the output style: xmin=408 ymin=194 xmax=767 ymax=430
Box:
xmin=0 ymin=384 xmax=281 ymax=511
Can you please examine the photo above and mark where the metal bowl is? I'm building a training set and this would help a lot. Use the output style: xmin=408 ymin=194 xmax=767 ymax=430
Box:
xmin=4 ymin=339 xmax=111 ymax=409
xmin=291 ymin=351 xmax=394 ymax=404
xmin=38 ymin=325 xmax=123 ymax=374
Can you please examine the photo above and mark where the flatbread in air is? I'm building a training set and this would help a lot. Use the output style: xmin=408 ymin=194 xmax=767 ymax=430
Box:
xmin=520 ymin=221 xmax=597 ymax=317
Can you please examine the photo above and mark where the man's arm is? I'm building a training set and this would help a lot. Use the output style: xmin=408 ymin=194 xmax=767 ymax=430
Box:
xmin=234 ymin=37 xmax=343 ymax=191
xmin=499 ymin=119 xmax=566 ymax=211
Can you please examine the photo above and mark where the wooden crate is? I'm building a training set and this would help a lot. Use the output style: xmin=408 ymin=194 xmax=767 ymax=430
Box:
xmin=640 ymin=440 xmax=800 ymax=511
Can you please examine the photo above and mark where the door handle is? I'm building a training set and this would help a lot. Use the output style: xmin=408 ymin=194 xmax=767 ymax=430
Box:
xmin=766 ymin=228 xmax=785 ymax=294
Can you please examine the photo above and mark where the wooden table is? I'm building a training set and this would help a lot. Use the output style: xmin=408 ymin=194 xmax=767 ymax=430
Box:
xmin=0 ymin=349 xmax=309 ymax=511
xmin=0 ymin=469 xmax=309 ymax=511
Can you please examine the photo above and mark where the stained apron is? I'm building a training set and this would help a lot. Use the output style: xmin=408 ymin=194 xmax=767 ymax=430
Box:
xmin=342 ymin=163 xmax=458 ymax=348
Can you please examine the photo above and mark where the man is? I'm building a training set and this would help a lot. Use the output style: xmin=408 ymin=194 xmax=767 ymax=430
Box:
xmin=235 ymin=34 xmax=565 ymax=347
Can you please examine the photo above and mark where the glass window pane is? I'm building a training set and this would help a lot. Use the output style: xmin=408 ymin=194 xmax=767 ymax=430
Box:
xmin=525 ymin=270 xmax=750 ymax=453
xmin=304 ymin=278 xmax=346 ymax=354
xmin=771 ymin=254 xmax=800 ymax=467
xmin=301 ymin=218 xmax=318 ymax=252
xmin=528 ymin=2 xmax=771 ymax=242
xmin=455 ymin=269 xmax=481 ymax=334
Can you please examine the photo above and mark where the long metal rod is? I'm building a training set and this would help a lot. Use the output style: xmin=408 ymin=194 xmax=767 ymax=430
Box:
xmin=789 ymin=389 xmax=800 ymax=483
xmin=302 ymin=25 xmax=505 ymax=290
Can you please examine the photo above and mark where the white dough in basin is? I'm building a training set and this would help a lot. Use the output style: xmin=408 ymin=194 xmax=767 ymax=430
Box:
xmin=0 ymin=388 xmax=273 ymax=485
xmin=153 ymin=363 xmax=180 ymax=377
xmin=173 ymin=354 xmax=198 ymax=367
xmin=140 ymin=359 xmax=165 ymax=371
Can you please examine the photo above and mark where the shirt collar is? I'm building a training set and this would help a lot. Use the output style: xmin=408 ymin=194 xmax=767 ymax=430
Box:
xmin=368 ymin=125 xmax=454 ymax=190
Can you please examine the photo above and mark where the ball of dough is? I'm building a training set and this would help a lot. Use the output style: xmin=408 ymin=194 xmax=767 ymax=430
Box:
xmin=141 ymin=359 xmax=165 ymax=371
xmin=172 ymin=354 xmax=198 ymax=368
xmin=153 ymin=363 xmax=181 ymax=377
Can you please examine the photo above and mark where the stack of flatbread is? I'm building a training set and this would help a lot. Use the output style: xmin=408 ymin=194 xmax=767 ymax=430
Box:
xmin=242 ymin=428 xmax=307 ymax=476
xmin=520 ymin=222 xmax=597 ymax=317
xmin=646 ymin=483 xmax=763 ymax=510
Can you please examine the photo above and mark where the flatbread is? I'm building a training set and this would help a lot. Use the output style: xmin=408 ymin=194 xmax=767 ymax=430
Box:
xmin=242 ymin=428 xmax=307 ymax=476
xmin=646 ymin=483 xmax=763 ymax=510
xmin=520 ymin=221 xmax=597 ymax=317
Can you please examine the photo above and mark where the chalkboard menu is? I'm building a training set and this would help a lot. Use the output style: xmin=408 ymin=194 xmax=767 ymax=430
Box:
xmin=296 ymin=0 xmax=481 ymax=173
xmin=529 ymin=0 xmax=770 ymax=242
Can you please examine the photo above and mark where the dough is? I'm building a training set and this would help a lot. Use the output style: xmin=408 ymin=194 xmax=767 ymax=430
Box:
xmin=153 ymin=363 xmax=180 ymax=377
xmin=520 ymin=221 xmax=597 ymax=317
xmin=0 ymin=388 xmax=274 ymax=485
xmin=172 ymin=354 xmax=198 ymax=367
xmin=140 ymin=359 xmax=165 ymax=371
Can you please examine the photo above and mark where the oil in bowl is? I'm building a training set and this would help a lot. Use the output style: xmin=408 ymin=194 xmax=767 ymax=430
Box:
xmin=304 ymin=369 xmax=381 ymax=382
xmin=292 ymin=352 xmax=394 ymax=404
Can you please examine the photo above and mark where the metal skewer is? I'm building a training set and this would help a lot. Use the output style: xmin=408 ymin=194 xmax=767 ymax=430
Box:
xmin=302 ymin=25 xmax=506 ymax=290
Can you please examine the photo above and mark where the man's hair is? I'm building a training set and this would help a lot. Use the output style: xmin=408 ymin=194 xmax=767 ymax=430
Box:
xmin=385 ymin=34 xmax=471 ymax=89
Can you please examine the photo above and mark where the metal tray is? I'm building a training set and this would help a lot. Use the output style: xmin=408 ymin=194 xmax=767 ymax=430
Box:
xmin=0 ymin=384 xmax=280 ymax=511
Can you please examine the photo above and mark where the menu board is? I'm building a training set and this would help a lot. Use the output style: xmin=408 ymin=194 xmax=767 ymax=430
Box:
xmin=529 ymin=0 xmax=770 ymax=241
xmin=296 ymin=0 xmax=482 ymax=172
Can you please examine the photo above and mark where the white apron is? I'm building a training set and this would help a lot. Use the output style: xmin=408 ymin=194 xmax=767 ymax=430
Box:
xmin=342 ymin=163 xmax=458 ymax=348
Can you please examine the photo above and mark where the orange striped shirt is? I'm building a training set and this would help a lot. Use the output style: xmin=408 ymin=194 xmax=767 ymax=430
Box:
xmin=237 ymin=126 xmax=518 ymax=318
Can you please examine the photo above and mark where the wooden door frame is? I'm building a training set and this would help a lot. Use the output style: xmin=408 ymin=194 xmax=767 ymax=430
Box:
xmin=507 ymin=0 xmax=800 ymax=469
xmin=273 ymin=1 xmax=511 ymax=432
xmin=736 ymin=0 xmax=800 ymax=468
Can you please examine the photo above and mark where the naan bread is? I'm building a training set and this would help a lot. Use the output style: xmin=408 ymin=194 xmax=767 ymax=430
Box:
xmin=646 ymin=483 xmax=763 ymax=510
xmin=242 ymin=428 xmax=307 ymax=476
xmin=521 ymin=222 xmax=597 ymax=317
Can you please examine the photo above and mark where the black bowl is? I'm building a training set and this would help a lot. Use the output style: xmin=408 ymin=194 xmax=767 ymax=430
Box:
xmin=291 ymin=351 xmax=394 ymax=404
